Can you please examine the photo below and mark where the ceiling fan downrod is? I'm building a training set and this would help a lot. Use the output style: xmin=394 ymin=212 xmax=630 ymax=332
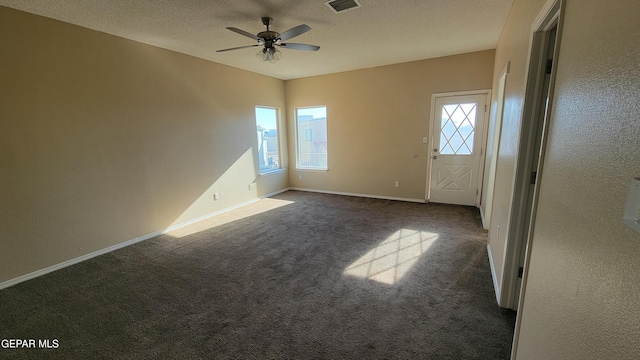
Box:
xmin=261 ymin=17 xmax=273 ymax=31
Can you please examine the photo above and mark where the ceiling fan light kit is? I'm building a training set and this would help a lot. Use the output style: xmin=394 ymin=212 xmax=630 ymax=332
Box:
xmin=217 ymin=17 xmax=320 ymax=64
xmin=257 ymin=47 xmax=282 ymax=63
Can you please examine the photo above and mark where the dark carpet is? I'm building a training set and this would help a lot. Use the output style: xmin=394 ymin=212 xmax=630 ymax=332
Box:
xmin=0 ymin=190 xmax=515 ymax=359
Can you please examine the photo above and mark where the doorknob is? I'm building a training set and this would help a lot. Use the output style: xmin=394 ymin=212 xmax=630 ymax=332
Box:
xmin=432 ymin=155 xmax=438 ymax=160
xmin=433 ymin=148 xmax=439 ymax=152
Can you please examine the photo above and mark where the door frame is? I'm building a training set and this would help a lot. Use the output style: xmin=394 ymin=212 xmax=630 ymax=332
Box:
xmin=426 ymin=90 xmax=491 ymax=206
xmin=508 ymin=0 xmax=565 ymax=358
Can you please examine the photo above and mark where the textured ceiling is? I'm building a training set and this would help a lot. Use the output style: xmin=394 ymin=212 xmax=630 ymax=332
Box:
xmin=0 ymin=0 xmax=514 ymax=80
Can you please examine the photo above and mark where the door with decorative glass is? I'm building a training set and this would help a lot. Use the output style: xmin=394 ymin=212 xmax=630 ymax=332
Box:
xmin=428 ymin=93 xmax=488 ymax=206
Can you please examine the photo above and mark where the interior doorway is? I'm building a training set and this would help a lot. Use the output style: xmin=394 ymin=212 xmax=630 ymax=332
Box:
xmin=508 ymin=0 xmax=565 ymax=357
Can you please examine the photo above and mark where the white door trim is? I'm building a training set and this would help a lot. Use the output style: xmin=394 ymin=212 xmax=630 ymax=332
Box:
xmin=426 ymin=89 xmax=491 ymax=206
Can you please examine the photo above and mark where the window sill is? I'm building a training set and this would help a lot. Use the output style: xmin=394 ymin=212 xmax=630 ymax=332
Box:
xmin=295 ymin=168 xmax=328 ymax=173
xmin=259 ymin=168 xmax=287 ymax=177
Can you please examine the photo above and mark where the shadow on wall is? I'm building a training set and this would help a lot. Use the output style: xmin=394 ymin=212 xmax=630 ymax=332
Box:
xmin=0 ymin=5 xmax=285 ymax=284
xmin=127 ymin=43 xmax=268 ymax=232
xmin=166 ymin=148 xmax=258 ymax=228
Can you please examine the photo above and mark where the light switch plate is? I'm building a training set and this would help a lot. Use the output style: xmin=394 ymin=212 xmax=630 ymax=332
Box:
xmin=623 ymin=178 xmax=640 ymax=233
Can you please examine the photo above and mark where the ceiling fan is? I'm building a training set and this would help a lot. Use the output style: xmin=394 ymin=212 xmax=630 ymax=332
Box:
xmin=216 ymin=17 xmax=320 ymax=63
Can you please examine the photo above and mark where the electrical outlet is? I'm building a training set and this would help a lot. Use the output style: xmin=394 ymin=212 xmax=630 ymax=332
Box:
xmin=497 ymin=225 xmax=500 ymax=237
xmin=299 ymin=174 xmax=303 ymax=180
xmin=213 ymin=193 xmax=220 ymax=201
xmin=395 ymin=181 xmax=400 ymax=188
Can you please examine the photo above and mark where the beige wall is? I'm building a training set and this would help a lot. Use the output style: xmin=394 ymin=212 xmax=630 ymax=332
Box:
xmin=488 ymin=0 xmax=640 ymax=358
xmin=284 ymin=50 xmax=495 ymax=200
xmin=0 ymin=7 xmax=496 ymax=287
xmin=0 ymin=7 xmax=288 ymax=284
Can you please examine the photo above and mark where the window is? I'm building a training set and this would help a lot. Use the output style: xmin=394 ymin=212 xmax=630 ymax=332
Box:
xmin=296 ymin=106 xmax=327 ymax=170
xmin=439 ymin=103 xmax=477 ymax=155
xmin=255 ymin=106 xmax=281 ymax=174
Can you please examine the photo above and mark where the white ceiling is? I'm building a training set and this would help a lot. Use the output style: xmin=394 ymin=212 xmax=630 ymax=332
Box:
xmin=0 ymin=0 xmax=514 ymax=80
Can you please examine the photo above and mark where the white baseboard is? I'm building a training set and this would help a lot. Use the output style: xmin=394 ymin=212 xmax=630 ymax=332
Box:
xmin=487 ymin=243 xmax=502 ymax=304
xmin=0 ymin=230 xmax=163 ymax=291
xmin=289 ymin=187 xmax=426 ymax=203
xmin=0 ymin=188 xmax=290 ymax=291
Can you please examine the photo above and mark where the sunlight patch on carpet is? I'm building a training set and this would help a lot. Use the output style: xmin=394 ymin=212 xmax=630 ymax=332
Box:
xmin=165 ymin=198 xmax=294 ymax=238
xmin=344 ymin=229 xmax=439 ymax=284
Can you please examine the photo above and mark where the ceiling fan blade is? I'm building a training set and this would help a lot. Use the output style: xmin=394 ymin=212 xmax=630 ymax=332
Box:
xmin=226 ymin=27 xmax=261 ymax=41
xmin=216 ymin=44 xmax=260 ymax=52
xmin=278 ymin=24 xmax=311 ymax=42
xmin=279 ymin=43 xmax=320 ymax=51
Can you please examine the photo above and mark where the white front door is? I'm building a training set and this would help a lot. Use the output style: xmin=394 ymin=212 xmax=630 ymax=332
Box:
xmin=428 ymin=93 xmax=487 ymax=206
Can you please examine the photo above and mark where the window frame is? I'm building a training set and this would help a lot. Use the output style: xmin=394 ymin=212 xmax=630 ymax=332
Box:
xmin=255 ymin=106 xmax=283 ymax=175
xmin=295 ymin=106 xmax=328 ymax=171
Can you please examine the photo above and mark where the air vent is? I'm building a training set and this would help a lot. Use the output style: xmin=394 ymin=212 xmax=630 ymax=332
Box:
xmin=325 ymin=0 xmax=362 ymax=14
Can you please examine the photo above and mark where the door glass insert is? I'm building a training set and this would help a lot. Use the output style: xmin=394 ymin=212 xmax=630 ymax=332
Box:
xmin=439 ymin=103 xmax=477 ymax=155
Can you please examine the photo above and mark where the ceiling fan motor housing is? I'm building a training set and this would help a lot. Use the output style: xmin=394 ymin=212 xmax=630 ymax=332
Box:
xmin=257 ymin=31 xmax=279 ymax=46
xmin=259 ymin=17 xmax=279 ymax=47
